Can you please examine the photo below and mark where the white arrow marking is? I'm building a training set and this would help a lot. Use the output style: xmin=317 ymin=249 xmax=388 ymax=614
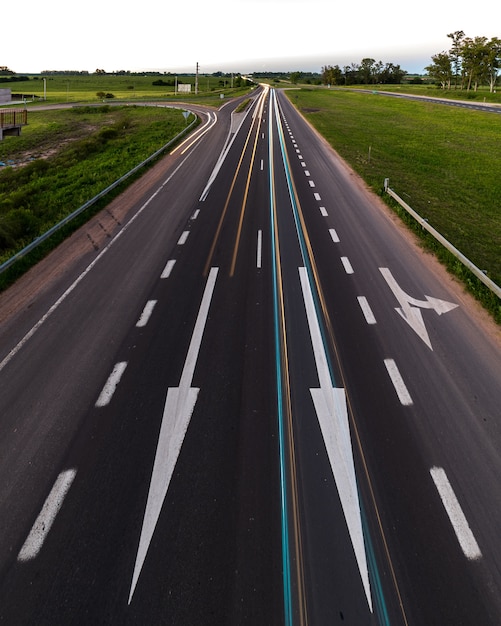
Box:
xmin=299 ymin=267 xmax=372 ymax=611
xmin=380 ymin=267 xmax=458 ymax=350
xmin=128 ymin=267 xmax=219 ymax=604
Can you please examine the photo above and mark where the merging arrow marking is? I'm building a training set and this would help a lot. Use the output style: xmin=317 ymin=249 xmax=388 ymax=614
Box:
xmin=298 ymin=267 xmax=372 ymax=611
xmin=380 ymin=267 xmax=458 ymax=350
xmin=128 ymin=267 xmax=219 ymax=605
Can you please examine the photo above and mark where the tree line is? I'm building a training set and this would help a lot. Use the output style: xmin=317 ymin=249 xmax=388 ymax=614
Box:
xmin=321 ymin=59 xmax=406 ymax=86
xmin=425 ymin=32 xmax=500 ymax=92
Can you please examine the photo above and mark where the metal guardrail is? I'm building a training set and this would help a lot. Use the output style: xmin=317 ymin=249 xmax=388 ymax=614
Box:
xmin=384 ymin=178 xmax=501 ymax=299
xmin=0 ymin=110 xmax=198 ymax=275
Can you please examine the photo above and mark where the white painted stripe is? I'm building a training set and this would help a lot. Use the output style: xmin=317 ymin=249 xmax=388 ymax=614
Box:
xmin=383 ymin=359 xmax=413 ymax=406
xmin=18 ymin=469 xmax=77 ymax=562
xmin=299 ymin=267 xmax=372 ymax=610
xmin=161 ymin=259 xmax=176 ymax=279
xmin=309 ymin=180 xmax=316 ymax=188
xmin=314 ymin=192 xmax=321 ymax=201
xmin=430 ymin=467 xmax=482 ymax=560
xmin=341 ymin=256 xmax=354 ymax=274
xmin=296 ymin=148 xmax=301 ymax=153
xmin=191 ymin=209 xmax=200 ymax=220
xmin=260 ymin=159 xmax=264 ymax=170
xmin=136 ymin=300 xmax=157 ymax=328
xmin=304 ymin=170 xmax=310 ymax=176
xmin=329 ymin=227 xmax=339 ymax=241
xmin=177 ymin=231 xmax=189 ymax=245
xmin=301 ymin=161 xmax=306 ymax=167
xmin=357 ymin=296 xmax=377 ymax=324
xmin=320 ymin=207 xmax=328 ymax=217
xmin=129 ymin=267 xmax=219 ymax=604
xmin=257 ymin=229 xmax=263 ymax=269
xmin=95 ymin=361 xmax=128 ymax=407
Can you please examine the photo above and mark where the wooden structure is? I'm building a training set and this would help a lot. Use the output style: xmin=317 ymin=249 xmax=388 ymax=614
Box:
xmin=0 ymin=109 xmax=27 ymax=140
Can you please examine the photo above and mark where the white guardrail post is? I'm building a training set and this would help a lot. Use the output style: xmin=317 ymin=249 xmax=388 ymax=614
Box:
xmin=383 ymin=179 xmax=501 ymax=299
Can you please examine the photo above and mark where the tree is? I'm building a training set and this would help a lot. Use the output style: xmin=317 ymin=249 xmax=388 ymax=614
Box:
xmin=425 ymin=52 xmax=452 ymax=89
xmin=447 ymin=30 xmax=465 ymax=88
xmin=321 ymin=65 xmax=343 ymax=85
xmin=485 ymin=37 xmax=501 ymax=92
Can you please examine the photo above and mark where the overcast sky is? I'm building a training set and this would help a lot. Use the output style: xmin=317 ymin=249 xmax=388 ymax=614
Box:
xmin=3 ymin=0 xmax=499 ymax=75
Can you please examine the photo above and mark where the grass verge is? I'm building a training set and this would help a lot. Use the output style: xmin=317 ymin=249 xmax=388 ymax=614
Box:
xmin=0 ymin=105 xmax=195 ymax=290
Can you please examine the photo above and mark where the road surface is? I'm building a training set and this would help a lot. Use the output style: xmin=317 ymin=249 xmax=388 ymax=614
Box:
xmin=0 ymin=85 xmax=500 ymax=624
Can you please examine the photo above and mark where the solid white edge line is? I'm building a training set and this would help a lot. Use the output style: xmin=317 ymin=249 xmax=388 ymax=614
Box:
xmin=0 ymin=151 xmax=193 ymax=374
xmin=357 ymin=296 xmax=377 ymax=324
xmin=383 ymin=358 xmax=413 ymax=406
xmin=430 ymin=467 xmax=482 ymax=560
xmin=18 ymin=469 xmax=77 ymax=562
xmin=161 ymin=259 xmax=176 ymax=279
xmin=136 ymin=300 xmax=157 ymax=328
xmin=95 ymin=361 xmax=128 ymax=407
xmin=341 ymin=256 xmax=354 ymax=274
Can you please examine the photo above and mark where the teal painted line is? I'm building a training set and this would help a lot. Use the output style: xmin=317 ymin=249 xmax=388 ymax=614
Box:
xmin=269 ymin=89 xmax=293 ymax=626
xmin=271 ymin=95 xmax=337 ymax=388
xmin=360 ymin=490 xmax=391 ymax=624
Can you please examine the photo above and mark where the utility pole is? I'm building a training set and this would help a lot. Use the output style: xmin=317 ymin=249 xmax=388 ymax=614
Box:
xmin=195 ymin=62 xmax=199 ymax=95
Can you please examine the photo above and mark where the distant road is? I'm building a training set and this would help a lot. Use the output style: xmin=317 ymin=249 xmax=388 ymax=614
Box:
xmin=354 ymin=87 xmax=501 ymax=113
xmin=0 ymin=85 xmax=500 ymax=624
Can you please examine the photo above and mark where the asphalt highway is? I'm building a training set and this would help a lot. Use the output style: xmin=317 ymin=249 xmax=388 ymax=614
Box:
xmin=0 ymin=85 xmax=500 ymax=624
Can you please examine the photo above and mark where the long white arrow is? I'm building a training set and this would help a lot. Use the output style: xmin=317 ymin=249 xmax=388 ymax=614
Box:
xmin=299 ymin=267 xmax=372 ymax=611
xmin=128 ymin=267 xmax=219 ymax=604
xmin=380 ymin=267 xmax=458 ymax=350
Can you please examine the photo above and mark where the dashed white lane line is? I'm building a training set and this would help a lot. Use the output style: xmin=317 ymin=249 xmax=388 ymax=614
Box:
xmin=136 ymin=300 xmax=157 ymax=328
xmin=161 ymin=259 xmax=176 ymax=279
xmin=305 ymin=170 xmax=311 ymax=176
xmin=95 ymin=361 xmax=128 ymax=407
xmin=430 ymin=467 xmax=482 ymax=560
xmin=341 ymin=256 xmax=354 ymax=274
xmin=329 ymin=227 xmax=339 ymax=241
xmin=357 ymin=296 xmax=377 ymax=324
xmin=191 ymin=209 xmax=200 ymax=220
xmin=257 ymin=229 xmax=263 ymax=269
xmin=383 ymin=358 xmax=413 ymax=406
xmin=177 ymin=231 xmax=189 ymax=245
xmin=320 ymin=207 xmax=328 ymax=217
xmin=18 ymin=469 xmax=77 ymax=562
xmin=314 ymin=192 xmax=321 ymax=201
xmin=308 ymin=180 xmax=316 ymax=188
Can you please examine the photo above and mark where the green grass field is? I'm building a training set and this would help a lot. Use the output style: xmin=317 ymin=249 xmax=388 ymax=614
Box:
xmin=4 ymin=74 xmax=253 ymax=106
xmin=286 ymin=88 xmax=500 ymax=320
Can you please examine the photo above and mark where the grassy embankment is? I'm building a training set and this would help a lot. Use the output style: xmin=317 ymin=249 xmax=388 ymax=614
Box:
xmin=0 ymin=105 xmax=193 ymax=288
xmin=285 ymin=88 xmax=500 ymax=322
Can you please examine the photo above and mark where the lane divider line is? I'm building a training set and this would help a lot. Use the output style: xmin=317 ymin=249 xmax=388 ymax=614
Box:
xmin=161 ymin=259 xmax=176 ymax=279
xmin=341 ymin=256 xmax=354 ymax=274
xmin=257 ymin=229 xmax=263 ymax=269
xmin=383 ymin=359 xmax=413 ymax=406
xmin=358 ymin=296 xmax=377 ymax=325
xmin=314 ymin=192 xmax=321 ymax=201
xmin=177 ymin=231 xmax=189 ymax=245
xmin=329 ymin=227 xmax=339 ymax=241
xmin=18 ymin=469 xmax=77 ymax=562
xmin=95 ymin=361 xmax=128 ymax=408
xmin=430 ymin=467 xmax=482 ymax=560
xmin=136 ymin=300 xmax=157 ymax=328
